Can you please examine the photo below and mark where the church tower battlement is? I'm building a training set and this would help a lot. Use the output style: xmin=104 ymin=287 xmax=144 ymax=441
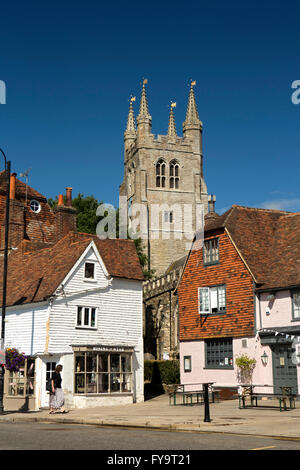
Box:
xmin=120 ymin=80 xmax=209 ymax=276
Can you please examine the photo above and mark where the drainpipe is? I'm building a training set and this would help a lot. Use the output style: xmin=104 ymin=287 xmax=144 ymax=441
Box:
xmin=169 ymin=290 xmax=172 ymax=356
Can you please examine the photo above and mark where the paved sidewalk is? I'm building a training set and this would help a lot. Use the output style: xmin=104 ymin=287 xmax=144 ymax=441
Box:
xmin=0 ymin=394 xmax=300 ymax=439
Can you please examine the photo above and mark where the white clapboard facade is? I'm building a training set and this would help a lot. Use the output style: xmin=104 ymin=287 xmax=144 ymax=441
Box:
xmin=1 ymin=233 xmax=144 ymax=410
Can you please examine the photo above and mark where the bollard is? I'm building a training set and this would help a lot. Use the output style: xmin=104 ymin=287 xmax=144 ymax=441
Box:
xmin=203 ymin=383 xmax=211 ymax=422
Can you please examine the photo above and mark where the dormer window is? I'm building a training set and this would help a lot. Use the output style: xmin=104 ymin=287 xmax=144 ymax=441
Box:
xmin=84 ymin=262 xmax=95 ymax=280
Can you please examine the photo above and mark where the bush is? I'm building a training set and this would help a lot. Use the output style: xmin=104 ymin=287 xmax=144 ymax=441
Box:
xmin=144 ymin=360 xmax=180 ymax=385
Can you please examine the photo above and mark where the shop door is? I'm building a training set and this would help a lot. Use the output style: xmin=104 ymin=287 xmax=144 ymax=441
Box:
xmin=40 ymin=358 xmax=58 ymax=408
xmin=272 ymin=345 xmax=298 ymax=394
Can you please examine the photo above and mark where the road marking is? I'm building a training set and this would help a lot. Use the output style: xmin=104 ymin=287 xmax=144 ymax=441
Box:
xmin=251 ymin=445 xmax=276 ymax=450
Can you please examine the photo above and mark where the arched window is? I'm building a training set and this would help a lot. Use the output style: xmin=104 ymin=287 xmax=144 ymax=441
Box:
xmin=156 ymin=159 xmax=166 ymax=188
xmin=169 ymin=160 xmax=179 ymax=189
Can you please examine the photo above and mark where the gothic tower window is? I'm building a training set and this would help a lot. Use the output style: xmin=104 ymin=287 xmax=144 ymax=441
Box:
xmin=169 ymin=160 xmax=179 ymax=189
xmin=156 ymin=159 xmax=166 ymax=188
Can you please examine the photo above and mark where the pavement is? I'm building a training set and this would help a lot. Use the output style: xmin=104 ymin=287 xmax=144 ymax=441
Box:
xmin=0 ymin=393 xmax=300 ymax=439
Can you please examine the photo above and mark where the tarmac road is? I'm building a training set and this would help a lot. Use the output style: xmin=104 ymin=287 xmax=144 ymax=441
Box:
xmin=1 ymin=422 xmax=300 ymax=451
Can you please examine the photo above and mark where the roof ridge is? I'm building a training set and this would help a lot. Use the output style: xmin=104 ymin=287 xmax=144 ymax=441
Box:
xmin=232 ymin=204 xmax=293 ymax=215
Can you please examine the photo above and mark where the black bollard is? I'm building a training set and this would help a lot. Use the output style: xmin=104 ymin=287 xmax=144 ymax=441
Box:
xmin=203 ymin=383 xmax=211 ymax=422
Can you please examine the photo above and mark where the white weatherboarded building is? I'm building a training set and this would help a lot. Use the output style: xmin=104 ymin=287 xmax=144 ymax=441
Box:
xmin=0 ymin=232 xmax=144 ymax=410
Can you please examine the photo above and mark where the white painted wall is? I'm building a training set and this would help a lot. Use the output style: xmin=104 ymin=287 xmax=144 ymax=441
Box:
xmin=3 ymin=243 xmax=144 ymax=408
xmin=3 ymin=303 xmax=48 ymax=355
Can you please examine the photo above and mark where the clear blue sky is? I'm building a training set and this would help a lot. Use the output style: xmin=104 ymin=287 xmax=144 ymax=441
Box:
xmin=0 ymin=1 xmax=299 ymax=214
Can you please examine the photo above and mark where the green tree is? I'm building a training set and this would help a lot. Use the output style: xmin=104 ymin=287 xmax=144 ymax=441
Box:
xmin=48 ymin=193 xmax=154 ymax=279
xmin=48 ymin=193 xmax=103 ymax=234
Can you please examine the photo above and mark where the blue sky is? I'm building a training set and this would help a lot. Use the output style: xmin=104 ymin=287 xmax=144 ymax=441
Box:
xmin=0 ymin=1 xmax=300 ymax=214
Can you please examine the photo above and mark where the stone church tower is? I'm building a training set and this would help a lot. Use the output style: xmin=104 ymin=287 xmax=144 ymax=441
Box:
xmin=119 ymin=80 xmax=209 ymax=277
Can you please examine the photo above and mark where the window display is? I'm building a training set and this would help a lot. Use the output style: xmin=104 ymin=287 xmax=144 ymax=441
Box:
xmin=74 ymin=348 xmax=133 ymax=394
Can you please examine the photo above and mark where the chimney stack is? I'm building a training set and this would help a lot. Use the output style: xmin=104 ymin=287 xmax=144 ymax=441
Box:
xmin=58 ymin=194 xmax=64 ymax=206
xmin=10 ymin=173 xmax=16 ymax=200
xmin=208 ymin=194 xmax=216 ymax=213
xmin=66 ymin=187 xmax=72 ymax=207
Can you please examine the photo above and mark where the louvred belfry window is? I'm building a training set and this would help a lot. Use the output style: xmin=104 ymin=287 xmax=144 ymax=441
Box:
xmin=169 ymin=160 xmax=179 ymax=189
xmin=156 ymin=159 xmax=166 ymax=188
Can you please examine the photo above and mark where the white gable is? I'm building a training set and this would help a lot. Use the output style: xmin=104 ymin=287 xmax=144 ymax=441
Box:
xmin=57 ymin=241 xmax=111 ymax=296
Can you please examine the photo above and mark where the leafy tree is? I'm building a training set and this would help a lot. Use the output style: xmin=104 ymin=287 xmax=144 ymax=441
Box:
xmin=48 ymin=193 xmax=103 ymax=234
xmin=48 ymin=193 xmax=154 ymax=279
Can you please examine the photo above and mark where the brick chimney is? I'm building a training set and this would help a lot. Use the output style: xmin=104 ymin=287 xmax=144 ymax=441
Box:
xmin=54 ymin=187 xmax=77 ymax=240
xmin=10 ymin=173 xmax=16 ymax=200
xmin=205 ymin=195 xmax=218 ymax=221
xmin=66 ymin=187 xmax=72 ymax=207
xmin=58 ymin=194 xmax=64 ymax=206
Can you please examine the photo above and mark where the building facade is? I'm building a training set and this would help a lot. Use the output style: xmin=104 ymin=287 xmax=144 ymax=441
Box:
xmin=0 ymin=232 xmax=144 ymax=410
xmin=119 ymin=80 xmax=209 ymax=277
xmin=178 ymin=205 xmax=300 ymax=398
xmin=0 ymin=171 xmax=76 ymax=253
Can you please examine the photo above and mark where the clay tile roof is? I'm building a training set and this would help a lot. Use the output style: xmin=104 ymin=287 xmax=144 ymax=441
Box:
xmin=203 ymin=205 xmax=300 ymax=289
xmin=0 ymin=171 xmax=46 ymax=201
xmin=1 ymin=232 xmax=144 ymax=307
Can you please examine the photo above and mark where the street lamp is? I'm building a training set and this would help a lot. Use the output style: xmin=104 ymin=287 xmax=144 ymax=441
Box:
xmin=0 ymin=148 xmax=11 ymax=414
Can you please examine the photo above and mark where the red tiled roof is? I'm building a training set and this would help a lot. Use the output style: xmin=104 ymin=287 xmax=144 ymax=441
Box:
xmin=200 ymin=205 xmax=300 ymax=290
xmin=0 ymin=231 xmax=144 ymax=307
xmin=0 ymin=171 xmax=46 ymax=201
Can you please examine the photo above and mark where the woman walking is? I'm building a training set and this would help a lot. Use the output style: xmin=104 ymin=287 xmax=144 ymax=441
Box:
xmin=49 ymin=364 xmax=68 ymax=414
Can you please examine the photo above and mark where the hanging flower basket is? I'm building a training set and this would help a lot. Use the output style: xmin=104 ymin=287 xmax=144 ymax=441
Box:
xmin=5 ymin=348 xmax=27 ymax=372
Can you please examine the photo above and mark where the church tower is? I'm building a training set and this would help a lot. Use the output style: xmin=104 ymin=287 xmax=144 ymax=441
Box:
xmin=119 ymin=80 xmax=209 ymax=276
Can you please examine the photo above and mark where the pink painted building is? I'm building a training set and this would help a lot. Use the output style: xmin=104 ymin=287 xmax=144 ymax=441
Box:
xmin=178 ymin=206 xmax=300 ymax=398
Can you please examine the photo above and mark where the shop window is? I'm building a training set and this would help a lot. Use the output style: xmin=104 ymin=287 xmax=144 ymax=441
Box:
xmin=7 ymin=358 xmax=35 ymax=397
xmin=74 ymin=351 xmax=132 ymax=394
xmin=205 ymin=338 xmax=233 ymax=369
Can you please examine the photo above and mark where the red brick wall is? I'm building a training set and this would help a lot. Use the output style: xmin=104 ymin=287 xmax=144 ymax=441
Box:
xmin=0 ymin=194 xmax=76 ymax=250
xmin=178 ymin=228 xmax=255 ymax=341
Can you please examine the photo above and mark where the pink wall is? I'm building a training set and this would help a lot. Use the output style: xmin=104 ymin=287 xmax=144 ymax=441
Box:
xmin=256 ymin=290 xmax=300 ymax=331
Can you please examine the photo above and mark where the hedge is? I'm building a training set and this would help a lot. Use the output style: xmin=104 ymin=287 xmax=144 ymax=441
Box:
xmin=144 ymin=360 xmax=180 ymax=385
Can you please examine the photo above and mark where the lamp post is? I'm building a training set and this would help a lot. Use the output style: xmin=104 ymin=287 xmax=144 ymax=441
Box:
xmin=0 ymin=148 xmax=11 ymax=414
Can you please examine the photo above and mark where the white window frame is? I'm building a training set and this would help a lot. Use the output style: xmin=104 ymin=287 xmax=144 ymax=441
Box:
xmin=29 ymin=199 xmax=41 ymax=213
xmin=198 ymin=285 xmax=226 ymax=314
xmin=292 ymin=290 xmax=300 ymax=319
xmin=76 ymin=306 xmax=97 ymax=329
xmin=203 ymin=238 xmax=219 ymax=265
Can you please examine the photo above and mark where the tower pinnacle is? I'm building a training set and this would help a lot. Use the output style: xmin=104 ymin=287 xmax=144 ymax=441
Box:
xmin=183 ymin=80 xmax=201 ymax=127
xmin=167 ymin=102 xmax=177 ymax=137
xmin=182 ymin=80 xmax=202 ymax=152
xmin=124 ymin=96 xmax=137 ymax=137
xmin=137 ymin=79 xmax=152 ymax=135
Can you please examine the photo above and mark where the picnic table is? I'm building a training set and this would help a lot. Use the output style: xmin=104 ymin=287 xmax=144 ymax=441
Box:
xmin=238 ymin=384 xmax=297 ymax=412
xmin=169 ymin=382 xmax=219 ymax=406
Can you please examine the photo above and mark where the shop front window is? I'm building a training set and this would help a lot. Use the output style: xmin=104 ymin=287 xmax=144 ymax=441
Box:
xmin=74 ymin=350 xmax=132 ymax=394
xmin=8 ymin=358 xmax=35 ymax=397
